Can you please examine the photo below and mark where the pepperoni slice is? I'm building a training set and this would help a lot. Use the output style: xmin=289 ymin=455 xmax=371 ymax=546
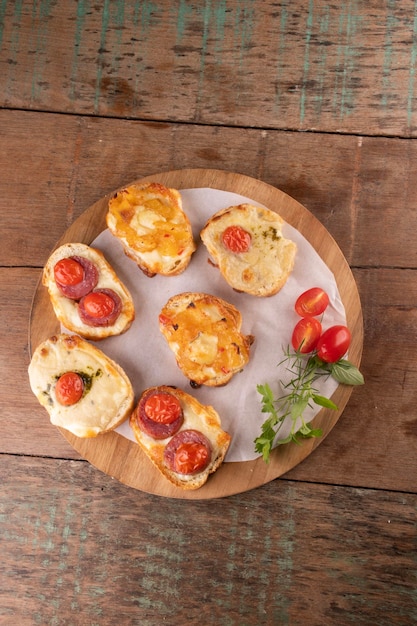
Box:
xmin=163 ymin=430 xmax=212 ymax=475
xmin=222 ymin=225 xmax=252 ymax=253
xmin=54 ymin=256 xmax=99 ymax=300
xmin=134 ymin=390 xmax=184 ymax=440
xmin=78 ymin=289 xmax=122 ymax=327
xmin=55 ymin=371 xmax=84 ymax=406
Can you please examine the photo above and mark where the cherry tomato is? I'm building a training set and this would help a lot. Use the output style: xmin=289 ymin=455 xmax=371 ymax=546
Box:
xmin=81 ymin=291 xmax=115 ymax=318
xmin=54 ymin=258 xmax=84 ymax=286
xmin=174 ymin=441 xmax=210 ymax=474
xmin=144 ymin=392 xmax=182 ymax=424
xmin=222 ymin=225 xmax=252 ymax=253
xmin=295 ymin=287 xmax=330 ymax=317
xmin=291 ymin=317 xmax=322 ymax=353
xmin=316 ymin=325 xmax=351 ymax=363
xmin=55 ymin=371 xmax=84 ymax=406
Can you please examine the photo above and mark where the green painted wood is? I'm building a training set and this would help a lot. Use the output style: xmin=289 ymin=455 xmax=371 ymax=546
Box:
xmin=1 ymin=454 xmax=416 ymax=625
xmin=1 ymin=1 xmax=417 ymax=136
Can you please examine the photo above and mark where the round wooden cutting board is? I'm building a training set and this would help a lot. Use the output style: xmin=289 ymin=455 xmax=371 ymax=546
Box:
xmin=29 ymin=169 xmax=363 ymax=500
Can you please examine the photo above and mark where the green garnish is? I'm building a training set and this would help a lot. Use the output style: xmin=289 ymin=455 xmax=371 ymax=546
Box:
xmin=254 ymin=348 xmax=364 ymax=463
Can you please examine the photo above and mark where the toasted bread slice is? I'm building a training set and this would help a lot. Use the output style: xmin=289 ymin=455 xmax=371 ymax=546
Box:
xmin=28 ymin=334 xmax=134 ymax=438
xmin=200 ymin=203 xmax=297 ymax=296
xmin=42 ymin=243 xmax=135 ymax=340
xmin=159 ymin=292 xmax=253 ymax=387
xmin=130 ymin=385 xmax=231 ymax=490
xmin=106 ymin=182 xmax=196 ymax=276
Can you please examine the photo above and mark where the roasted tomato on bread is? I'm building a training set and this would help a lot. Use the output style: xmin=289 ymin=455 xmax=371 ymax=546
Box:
xmin=42 ymin=242 xmax=135 ymax=340
xmin=200 ymin=203 xmax=297 ymax=297
xmin=130 ymin=385 xmax=231 ymax=490
xmin=28 ymin=334 xmax=134 ymax=438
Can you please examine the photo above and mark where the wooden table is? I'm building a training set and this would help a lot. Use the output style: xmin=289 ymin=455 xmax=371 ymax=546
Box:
xmin=1 ymin=2 xmax=416 ymax=624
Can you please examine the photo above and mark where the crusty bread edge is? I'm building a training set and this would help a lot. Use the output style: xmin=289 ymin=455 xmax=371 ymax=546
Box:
xmin=42 ymin=242 xmax=135 ymax=339
xmin=200 ymin=203 xmax=297 ymax=297
xmin=28 ymin=334 xmax=135 ymax=438
xmin=106 ymin=183 xmax=196 ymax=277
xmin=129 ymin=385 xmax=231 ymax=490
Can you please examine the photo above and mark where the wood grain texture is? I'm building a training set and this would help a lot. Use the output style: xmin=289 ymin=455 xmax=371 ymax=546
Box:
xmin=1 ymin=0 xmax=416 ymax=618
xmin=0 ymin=268 xmax=80 ymax=459
xmin=28 ymin=168 xmax=363 ymax=499
xmin=5 ymin=266 xmax=415 ymax=491
xmin=1 ymin=1 xmax=417 ymax=136
xmin=1 ymin=454 xmax=416 ymax=626
xmin=1 ymin=120 xmax=415 ymax=491
xmin=2 ymin=110 xmax=417 ymax=271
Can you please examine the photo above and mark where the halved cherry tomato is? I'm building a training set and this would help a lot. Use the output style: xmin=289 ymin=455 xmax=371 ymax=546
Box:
xmin=295 ymin=287 xmax=330 ymax=318
xmin=81 ymin=291 xmax=115 ymax=318
xmin=316 ymin=325 xmax=351 ymax=363
xmin=54 ymin=258 xmax=84 ymax=286
xmin=144 ymin=392 xmax=182 ymax=424
xmin=291 ymin=317 xmax=322 ymax=353
xmin=174 ymin=441 xmax=210 ymax=474
xmin=222 ymin=225 xmax=252 ymax=253
xmin=55 ymin=371 xmax=84 ymax=406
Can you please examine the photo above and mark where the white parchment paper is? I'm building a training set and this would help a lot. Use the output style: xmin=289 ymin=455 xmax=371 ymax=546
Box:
xmin=86 ymin=188 xmax=346 ymax=462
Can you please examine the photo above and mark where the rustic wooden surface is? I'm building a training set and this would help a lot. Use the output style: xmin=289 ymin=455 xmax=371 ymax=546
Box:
xmin=29 ymin=168 xmax=363 ymax=499
xmin=1 ymin=1 xmax=416 ymax=623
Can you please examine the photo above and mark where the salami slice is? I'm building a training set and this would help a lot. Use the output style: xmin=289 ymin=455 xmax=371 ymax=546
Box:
xmin=163 ymin=429 xmax=212 ymax=475
xmin=78 ymin=288 xmax=122 ymax=327
xmin=133 ymin=390 xmax=184 ymax=440
xmin=54 ymin=256 xmax=99 ymax=300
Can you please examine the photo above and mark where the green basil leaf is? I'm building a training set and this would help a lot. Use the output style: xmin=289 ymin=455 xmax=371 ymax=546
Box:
xmin=312 ymin=394 xmax=338 ymax=410
xmin=331 ymin=359 xmax=365 ymax=386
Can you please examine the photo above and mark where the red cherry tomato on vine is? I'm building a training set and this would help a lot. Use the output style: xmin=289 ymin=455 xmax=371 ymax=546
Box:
xmin=222 ymin=225 xmax=252 ymax=253
xmin=174 ymin=442 xmax=210 ymax=474
xmin=82 ymin=291 xmax=115 ymax=318
xmin=291 ymin=317 xmax=322 ymax=353
xmin=144 ymin=392 xmax=182 ymax=424
xmin=55 ymin=371 xmax=84 ymax=406
xmin=316 ymin=325 xmax=351 ymax=363
xmin=54 ymin=258 xmax=84 ymax=286
xmin=295 ymin=287 xmax=330 ymax=317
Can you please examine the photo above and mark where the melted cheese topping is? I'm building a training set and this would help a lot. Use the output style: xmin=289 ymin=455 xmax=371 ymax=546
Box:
xmin=137 ymin=393 xmax=230 ymax=484
xmin=201 ymin=204 xmax=297 ymax=296
xmin=28 ymin=336 xmax=133 ymax=437
xmin=43 ymin=243 xmax=134 ymax=338
xmin=107 ymin=183 xmax=196 ymax=274
xmin=160 ymin=295 xmax=250 ymax=385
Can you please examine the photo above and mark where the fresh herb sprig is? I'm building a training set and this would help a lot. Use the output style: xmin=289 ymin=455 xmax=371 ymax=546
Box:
xmin=254 ymin=348 xmax=364 ymax=463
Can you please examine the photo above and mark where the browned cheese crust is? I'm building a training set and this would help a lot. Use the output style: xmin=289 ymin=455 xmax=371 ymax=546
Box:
xmin=159 ymin=292 xmax=254 ymax=387
xmin=106 ymin=182 xmax=196 ymax=277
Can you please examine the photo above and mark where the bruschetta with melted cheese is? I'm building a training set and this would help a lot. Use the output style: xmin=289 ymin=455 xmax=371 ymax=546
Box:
xmin=106 ymin=182 xmax=196 ymax=277
xmin=28 ymin=334 xmax=134 ymax=438
xmin=130 ymin=385 xmax=231 ymax=490
xmin=200 ymin=203 xmax=297 ymax=296
xmin=159 ymin=292 xmax=254 ymax=387
xmin=42 ymin=242 xmax=135 ymax=340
